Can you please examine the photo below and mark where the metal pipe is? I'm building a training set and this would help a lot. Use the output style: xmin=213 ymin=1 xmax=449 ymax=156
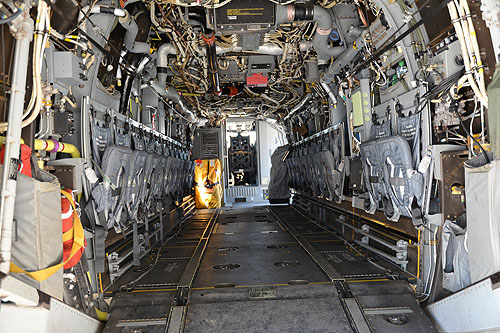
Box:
xmin=153 ymin=44 xmax=199 ymax=124
xmin=78 ymin=5 xmax=126 ymax=31
xmin=0 ymin=137 xmax=81 ymax=159
xmin=78 ymin=5 xmax=126 ymax=22
xmin=320 ymin=81 xmax=337 ymax=106
xmin=284 ymin=94 xmax=312 ymax=121
xmin=33 ymin=139 xmax=81 ymax=159
xmin=0 ymin=9 xmax=33 ymax=275
xmin=321 ymin=30 xmax=369 ymax=84
xmin=165 ymin=87 xmax=198 ymax=124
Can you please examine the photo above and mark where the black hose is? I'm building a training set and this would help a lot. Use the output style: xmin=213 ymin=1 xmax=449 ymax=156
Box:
xmin=459 ymin=116 xmax=490 ymax=164
xmin=189 ymin=7 xmax=221 ymax=95
xmin=0 ymin=8 xmax=22 ymax=25
xmin=188 ymin=7 xmax=208 ymax=34
xmin=118 ymin=3 xmax=151 ymax=115
xmin=204 ymin=34 xmax=221 ymax=95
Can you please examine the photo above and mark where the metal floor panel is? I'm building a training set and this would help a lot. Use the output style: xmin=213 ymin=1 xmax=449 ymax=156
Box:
xmin=357 ymin=294 xmax=435 ymax=332
xmin=347 ymin=280 xmax=414 ymax=296
xmin=189 ymin=283 xmax=338 ymax=303
xmin=103 ymin=291 xmax=175 ymax=333
xmin=193 ymin=242 xmax=329 ymax=287
xmin=207 ymin=230 xmax=296 ymax=246
xmin=105 ymin=206 xmax=435 ymax=333
xmin=273 ymin=207 xmax=413 ymax=281
xmin=184 ymin=294 xmax=351 ymax=333
xmin=214 ymin=221 xmax=281 ymax=234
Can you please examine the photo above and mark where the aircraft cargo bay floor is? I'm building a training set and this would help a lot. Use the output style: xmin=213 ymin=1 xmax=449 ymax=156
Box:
xmin=103 ymin=206 xmax=435 ymax=332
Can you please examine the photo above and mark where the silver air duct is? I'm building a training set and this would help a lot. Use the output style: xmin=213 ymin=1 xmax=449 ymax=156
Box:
xmin=151 ymin=44 xmax=199 ymax=124
xmin=275 ymin=4 xmax=344 ymax=61
xmin=119 ymin=10 xmax=151 ymax=54
xmin=321 ymin=30 xmax=369 ymax=84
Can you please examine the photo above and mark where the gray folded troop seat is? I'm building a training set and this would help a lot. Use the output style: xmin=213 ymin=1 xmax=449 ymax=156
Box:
xmin=127 ymin=150 xmax=149 ymax=220
xmin=161 ymin=156 xmax=174 ymax=198
xmin=360 ymin=135 xmax=424 ymax=223
xmin=91 ymin=145 xmax=132 ymax=230
xmin=313 ymin=150 xmax=343 ymax=203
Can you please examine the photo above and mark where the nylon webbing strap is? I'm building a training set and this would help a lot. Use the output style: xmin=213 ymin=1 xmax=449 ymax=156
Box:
xmin=389 ymin=177 xmax=405 ymax=186
xmin=94 ymin=225 xmax=106 ymax=273
xmin=10 ymin=190 xmax=85 ymax=282
xmin=91 ymin=157 xmax=117 ymax=190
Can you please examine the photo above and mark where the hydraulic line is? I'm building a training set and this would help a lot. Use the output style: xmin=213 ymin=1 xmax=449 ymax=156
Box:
xmin=0 ymin=6 xmax=22 ymax=25
xmin=447 ymin=0 xmax=488 ymax=106
xmin=0 ymin=6 xmax=33 ymax=275
xmin=351 ymin=0 xmax=453 ymax=75
xmin=0 ymin=0 xmax=47 ymax=132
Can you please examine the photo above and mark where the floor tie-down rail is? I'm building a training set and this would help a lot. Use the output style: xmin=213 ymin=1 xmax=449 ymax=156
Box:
xmin=103 ymin=206 xmax=435 ymax=332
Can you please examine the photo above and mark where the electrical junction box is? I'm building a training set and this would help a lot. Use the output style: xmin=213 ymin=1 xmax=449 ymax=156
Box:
xmin=215 ymin=0 xmax=275 ymax=34
xmin=246 ymin=55 xmax=274 ymax=87
xmin=52 ymin=51 xmax=84 ymax=86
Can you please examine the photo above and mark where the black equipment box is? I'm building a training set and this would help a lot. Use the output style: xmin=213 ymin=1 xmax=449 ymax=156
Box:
xmin=215 ymin=0 xmax=275 ymax=34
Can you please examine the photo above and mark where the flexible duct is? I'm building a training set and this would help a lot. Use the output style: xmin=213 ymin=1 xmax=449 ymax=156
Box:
xmin=275 ymin=4 xmax=344 ymax=61
xmin=118 ymin=10 xmax=150 ymax=54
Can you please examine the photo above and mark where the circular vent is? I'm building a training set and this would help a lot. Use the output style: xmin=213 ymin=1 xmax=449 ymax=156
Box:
xmin=274 ymin=261 xmax=301 ymax=268
xmin=383 ymin=314 xmax=408 ymax=325
xmin=212 ymin=264 xmax=240 ymax=270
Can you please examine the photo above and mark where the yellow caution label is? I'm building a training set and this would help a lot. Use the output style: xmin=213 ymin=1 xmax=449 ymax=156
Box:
xmin=227 ymin=8 xmax=264 ymax=16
